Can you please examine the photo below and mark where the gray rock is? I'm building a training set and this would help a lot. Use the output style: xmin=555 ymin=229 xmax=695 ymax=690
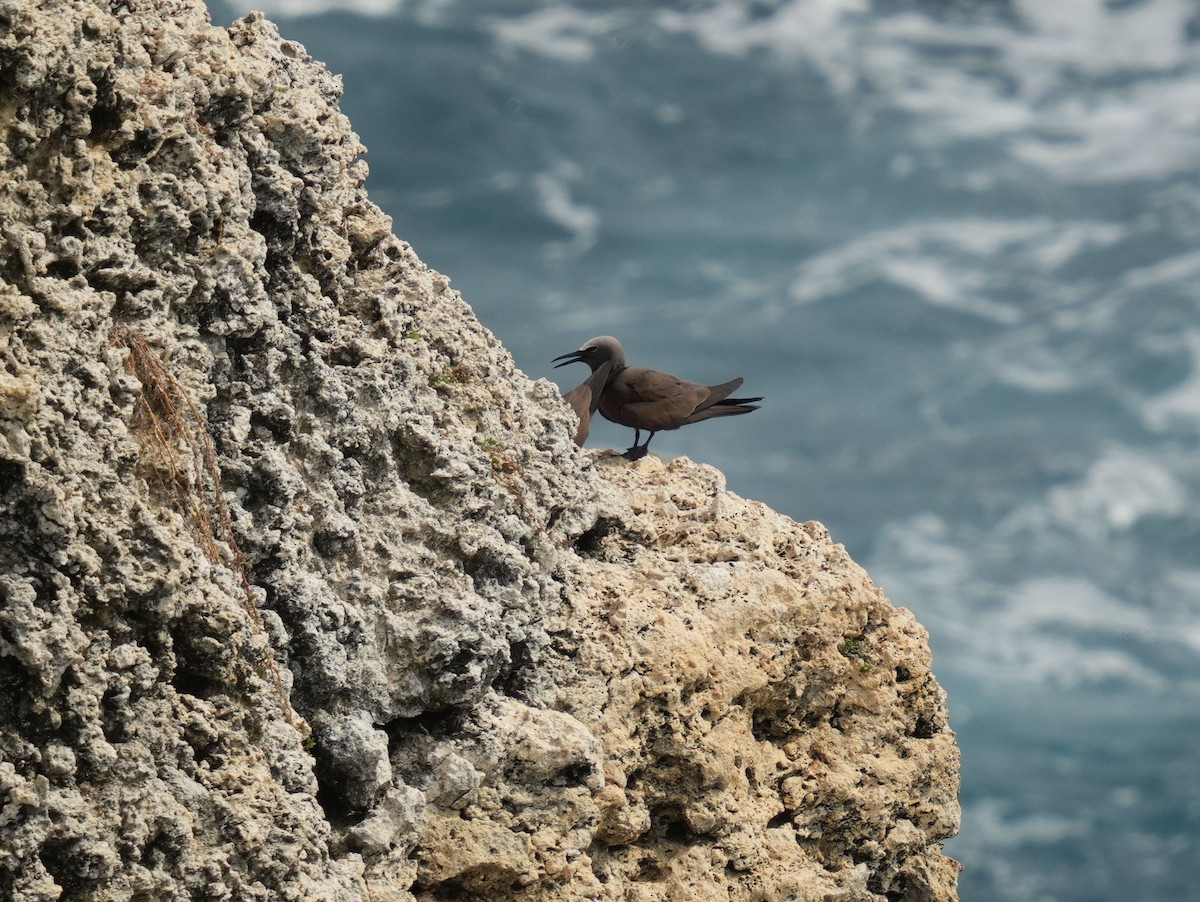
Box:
xmin=310 ymin=709 xmax=393 ymax=811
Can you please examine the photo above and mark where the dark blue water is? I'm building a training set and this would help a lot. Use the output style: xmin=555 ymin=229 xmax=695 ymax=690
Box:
xmin=208 ymin=1 xmax=1200 ymax=898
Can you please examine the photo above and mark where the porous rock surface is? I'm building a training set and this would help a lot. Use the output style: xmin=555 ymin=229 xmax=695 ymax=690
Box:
xmin=0 ymin=1 xmax=960 ymax=900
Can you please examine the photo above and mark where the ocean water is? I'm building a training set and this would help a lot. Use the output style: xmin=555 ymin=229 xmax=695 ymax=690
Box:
xmin=207 ymin=1 xmax=1200 ymax=899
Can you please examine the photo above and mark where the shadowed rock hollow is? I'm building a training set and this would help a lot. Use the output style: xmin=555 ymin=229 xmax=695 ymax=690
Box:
xmin=0 ymin=0 xmax=960 ymax=899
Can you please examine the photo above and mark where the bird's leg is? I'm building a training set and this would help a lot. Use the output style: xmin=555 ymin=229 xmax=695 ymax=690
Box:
xmin=623 ymin=429 xmax=642 ymax=459
xmin=623 ymin=431 xmax=656 ymax=461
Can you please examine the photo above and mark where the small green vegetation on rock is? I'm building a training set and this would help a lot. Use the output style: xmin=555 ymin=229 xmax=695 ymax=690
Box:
xmin=838 ymin=636 xmax=874 ymax=672
xmin=475 ymin=434 xmax=519 ymax=476
xmin=428 ymin=362 xmax=471 ymax=387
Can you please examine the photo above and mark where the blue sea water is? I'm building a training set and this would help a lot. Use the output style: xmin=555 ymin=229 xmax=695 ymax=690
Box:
xmin=207 ymin=1 xmax=1200 ymax=898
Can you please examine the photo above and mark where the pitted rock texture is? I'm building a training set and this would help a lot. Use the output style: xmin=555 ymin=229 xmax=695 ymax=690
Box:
xmin=540 ymin=456 xmax=960 ymax=901
xmin=0 ymin=1 xmax=959 ymax=900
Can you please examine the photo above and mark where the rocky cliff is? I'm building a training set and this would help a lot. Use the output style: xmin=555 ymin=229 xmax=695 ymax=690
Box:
xmin=0 ymin=1 xmax=960 ymax=899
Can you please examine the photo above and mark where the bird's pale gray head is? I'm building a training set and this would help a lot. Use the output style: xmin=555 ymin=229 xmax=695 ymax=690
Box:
xmin=553 ymin=335 xmax=625 ymax=371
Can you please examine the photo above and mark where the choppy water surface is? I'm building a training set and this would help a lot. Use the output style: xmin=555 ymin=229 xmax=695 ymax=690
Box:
xmin=209 ymin=1 xmax=1200 ymax=898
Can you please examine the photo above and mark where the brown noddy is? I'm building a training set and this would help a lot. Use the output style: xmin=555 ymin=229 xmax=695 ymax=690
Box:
xmin=553 ymin=335 xmax=761 ymax=460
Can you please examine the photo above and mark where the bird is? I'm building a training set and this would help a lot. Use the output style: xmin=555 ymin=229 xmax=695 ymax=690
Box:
xmin=553 ymin=335 xmax=761 ymax=460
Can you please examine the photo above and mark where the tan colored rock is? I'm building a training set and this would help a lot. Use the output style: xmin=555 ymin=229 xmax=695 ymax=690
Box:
xmin=538 ymin=455 xmax=960 ymax=901
xmin=379 ymin=456 xmax=960 ymax=902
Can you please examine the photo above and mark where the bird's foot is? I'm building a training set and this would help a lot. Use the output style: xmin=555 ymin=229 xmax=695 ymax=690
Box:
xmin=622 ymin=445 xmax=650 ymax=461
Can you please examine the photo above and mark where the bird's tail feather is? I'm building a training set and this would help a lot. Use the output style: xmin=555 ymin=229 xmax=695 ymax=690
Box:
xmin=692 ymin=377 xmax=744 ymax=414
xmin=720 ymin=396 xmax=762 ymax=406
xmin=683 ymin=403 xmax=760 ymax=425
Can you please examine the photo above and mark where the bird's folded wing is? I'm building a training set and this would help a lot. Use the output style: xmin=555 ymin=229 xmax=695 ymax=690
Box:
xmin=613 ymin=370 xmax=710 ymax=429
xmin=583 ymin=361 xmax=612 ymax=414
xmin=622 ymin=369 xmax=700 ymax=403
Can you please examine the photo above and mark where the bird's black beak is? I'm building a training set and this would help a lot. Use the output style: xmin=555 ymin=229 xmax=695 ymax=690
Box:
xmin=552 ymin=349 xmax=585 ymax=368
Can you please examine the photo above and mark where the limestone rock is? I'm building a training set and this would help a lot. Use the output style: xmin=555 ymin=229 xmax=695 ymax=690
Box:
xmin=544 ymin=456 xmax=960 ymax=901
xmin=0 ymin=0 xmax=959 ymax=900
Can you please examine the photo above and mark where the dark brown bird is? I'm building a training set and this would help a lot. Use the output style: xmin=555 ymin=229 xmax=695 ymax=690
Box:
xmin=553 ymin=335 xmax=761 ymax=460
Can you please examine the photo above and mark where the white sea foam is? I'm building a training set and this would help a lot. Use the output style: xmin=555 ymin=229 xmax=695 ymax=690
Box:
xmin=986 ymin=339 xmax=1083 ymax=394
xmin=871 ymin=513 xmax=1197 ymax=693
xmin=530 ymin=162 xmax=600 ymax=259
xmin=1031 ymin=222 xmax=1128 ymax=271
xmin=1143 ymin=330 xmax=1200 ymax=432
xmin=1011 ymin=0 xmax=1192 ymax=75
xmin=224 ymin=0 xmax=402 ymax=16
xmin=1164 ymin=569 xmax=1200 ymax=654
xmin=1122 ymin=249 xmax=1200 ymax=292
xmin=1010 ymin=80 xmax=1200 ymax=181
xmin=965 ymin=578 xmax=1168 ymax=690
xmin=1004 ymin=578 xmax=1156 ymax=641
xmin=869 ymin=513 xmax=984 ymax=616
xmin=786 ymin=218 xmax=1113 ymax=322
xmin=657 ymin=0 xmax=869 ymax=96
xmin=486 ymin=7 xmax=619 ymax=63
xmin=1040 ymin=447 xmax=1186 ymax=533
xmin=964 ymin=798 xmax=1091 ymax=848
xmin=657 ymin=0 xmax=1200 ymax=183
